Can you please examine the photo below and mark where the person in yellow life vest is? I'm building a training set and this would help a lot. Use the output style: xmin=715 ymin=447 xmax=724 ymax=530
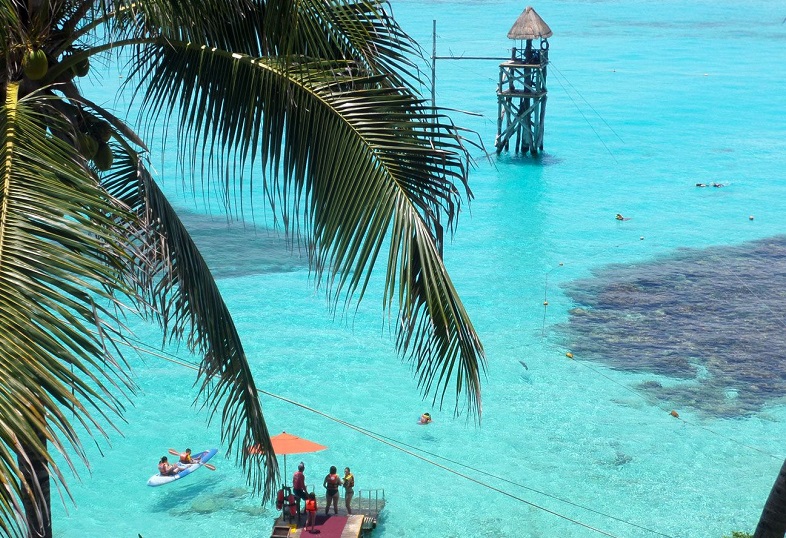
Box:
xmin=418 ymin=412 xmax=432 ymax=425
xmin=178 ymin=448 xmax=201 ymax=464
xmin=343 ymin=467 xmax=355 ymax=514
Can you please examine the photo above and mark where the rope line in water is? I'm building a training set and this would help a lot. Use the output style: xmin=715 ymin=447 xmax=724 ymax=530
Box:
xmin=539 ymin=236 xmax=650 ymax=336
xmin=556 ymin=349 xmax=782 ymax=461
xmin=547 ymin=65 xmax=617 ymax=162
xmin=549 ymin=62 xmax=625 ymax=145
xmin=122 ymin=338 xmax=670 ymax=538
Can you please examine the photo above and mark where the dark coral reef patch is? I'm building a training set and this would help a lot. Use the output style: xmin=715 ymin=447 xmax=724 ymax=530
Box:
xmin=560 ymin=236 xmax=786 ymax=417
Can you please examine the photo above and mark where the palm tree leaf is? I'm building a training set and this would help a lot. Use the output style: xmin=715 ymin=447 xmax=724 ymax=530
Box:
xmin=127 ymin=42 xmax=486 ymax=415
xmin=101 ymin=150 xmax=277 ymax=499
xmin=2 ymin=0 xmax=484 ymax=531
xmin=0 ymin=84 xmax=137 ymax=537
xmin=115 ymin=0 xmax=422 ymax=88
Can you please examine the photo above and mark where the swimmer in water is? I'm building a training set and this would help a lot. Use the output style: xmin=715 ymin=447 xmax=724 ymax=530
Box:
xmin=418 ymin=413 xmax=432 ymax=425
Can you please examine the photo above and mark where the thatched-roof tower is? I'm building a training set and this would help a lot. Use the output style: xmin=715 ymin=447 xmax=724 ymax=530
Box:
xmin=495 ymin=6 xmax=551 ymax=155
xmin=507 ymin=6 xmax=552 ymax=41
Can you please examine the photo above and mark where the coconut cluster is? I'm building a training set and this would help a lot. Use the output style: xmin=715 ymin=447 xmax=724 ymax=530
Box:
xmin=20 ymin=47 xmax=112 ymax=171
xmin=22 ymin=48 xmax=90 ymax=81
xmin=77 ymin=115 xmax=114 ymax=171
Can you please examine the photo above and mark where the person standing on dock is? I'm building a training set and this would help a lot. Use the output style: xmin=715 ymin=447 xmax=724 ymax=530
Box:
xmin=293 ymin=462 xmax=308 ymax=516
xmin=343 ymin=467 xmax=355 ymax=514
xmin=305 ymin=492 xmax=318 ymax=532
xmin=323 ymin=465 xmax=342 ymax=515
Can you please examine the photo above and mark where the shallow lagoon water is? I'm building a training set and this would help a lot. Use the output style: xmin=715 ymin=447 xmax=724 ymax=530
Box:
xmin=53 ymin=0 xmax=786 ymax=537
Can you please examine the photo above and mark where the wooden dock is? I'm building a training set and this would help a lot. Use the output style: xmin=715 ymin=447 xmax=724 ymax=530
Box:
xmin=268 ymin=489 xmax=385 ymax=538
xmin=270 ymin=514 xmax=363 ymax=538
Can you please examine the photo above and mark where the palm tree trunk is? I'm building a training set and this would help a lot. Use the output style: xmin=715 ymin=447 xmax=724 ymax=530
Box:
xmin=754 ymin=458 xmax=786 ymax=538
xmin=18 ymin=431 xmax=51 ymax=538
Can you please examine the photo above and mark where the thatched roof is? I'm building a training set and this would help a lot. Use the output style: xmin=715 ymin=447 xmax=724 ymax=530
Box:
xmin=507 ymin=6 xmax=552 ymax=40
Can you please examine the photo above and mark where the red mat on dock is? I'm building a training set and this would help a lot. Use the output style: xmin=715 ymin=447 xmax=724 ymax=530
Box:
xmin=302 ymin=514 xmax=348 ymax=538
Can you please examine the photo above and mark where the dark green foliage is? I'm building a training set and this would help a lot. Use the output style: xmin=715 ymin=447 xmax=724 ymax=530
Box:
xmin=1 ymin=1 xmax=483 ymax=537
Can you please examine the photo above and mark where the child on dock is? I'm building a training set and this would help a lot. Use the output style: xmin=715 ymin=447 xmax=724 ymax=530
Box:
xmin=305 ymin=492 xmax=317 ymax=533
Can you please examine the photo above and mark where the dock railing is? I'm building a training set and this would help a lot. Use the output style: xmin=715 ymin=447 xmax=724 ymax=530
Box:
xmin=355 ymin=488 xmax=385 ymax=518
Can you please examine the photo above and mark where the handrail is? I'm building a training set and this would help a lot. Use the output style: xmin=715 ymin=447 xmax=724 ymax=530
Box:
xmin=355 ymin=488 xmax=385 ymax=518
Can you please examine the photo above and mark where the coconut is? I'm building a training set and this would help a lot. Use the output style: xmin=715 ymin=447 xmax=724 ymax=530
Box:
xmin=23 ymin=49 xmax=48 ymax=80
xmin=77 ymin=133 xmax=99 ymax=159
xmin=73 ymin=58 xmax=90 ymax=77
xmin=94 ymin=120 xmax=112 ymax=143
xmin=93 ymin=143 xmax=114 ymax=171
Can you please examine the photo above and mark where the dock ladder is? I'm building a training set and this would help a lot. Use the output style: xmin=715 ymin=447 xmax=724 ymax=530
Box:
xmin=355 ymin=488 xmax=385 ymax=535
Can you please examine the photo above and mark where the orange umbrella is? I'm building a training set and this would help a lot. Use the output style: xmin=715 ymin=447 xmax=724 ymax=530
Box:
xmin=249 ymin=431 xmax=327 ymax=480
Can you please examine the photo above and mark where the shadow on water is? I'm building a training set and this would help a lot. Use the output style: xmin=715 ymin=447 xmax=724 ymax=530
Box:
xmin=178 ymin=210 xmax=308 ymax=279
xmin=151 ymin=478 xmax=270 ymax=518
xmin=558 ymin=235 xmax=786 ymax=418
xmin=149 ymin=479 xmax=219 ymax=513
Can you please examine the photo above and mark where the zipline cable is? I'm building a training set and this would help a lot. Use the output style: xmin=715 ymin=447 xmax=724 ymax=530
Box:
xmin=546 ymin=65 xmax=617 ymax=162
xmin=124 ymin=338 xmax=648 ymax=538
xmin=548 ymin=62 xmax=625 ymax=144
xmin=343 ymin=424 xmax=674 ymax=538
xmin=256 ymin=388 xmax=624 ymax=538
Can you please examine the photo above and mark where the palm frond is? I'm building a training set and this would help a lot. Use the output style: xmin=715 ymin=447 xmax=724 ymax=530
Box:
xmin=115 ymin=0 xmax=423 ymax=88
xmin=0 ymin=84 xmax=137 ymax=536
xmin=2 ymin=0 xmax=484 ymax=531
xmin=101 ymin=150 xmax=278 ymax=499
xmin=127 ymin=42 xmax=486 ymax=415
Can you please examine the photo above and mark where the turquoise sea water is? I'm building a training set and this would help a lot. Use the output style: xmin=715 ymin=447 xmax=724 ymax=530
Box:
xmin=53 ymin=1 xmax=786 ymax=537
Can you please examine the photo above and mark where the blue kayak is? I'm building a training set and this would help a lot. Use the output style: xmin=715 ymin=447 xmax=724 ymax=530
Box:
xmin=146 ymin=448 xmax=218 ymax=487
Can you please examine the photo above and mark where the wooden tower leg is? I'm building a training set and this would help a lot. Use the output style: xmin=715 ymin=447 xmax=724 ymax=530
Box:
xmin=538 ymin=97 xmax=547 ymax=151
xmin=496 ymin=98 xmax=504 ymax=154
